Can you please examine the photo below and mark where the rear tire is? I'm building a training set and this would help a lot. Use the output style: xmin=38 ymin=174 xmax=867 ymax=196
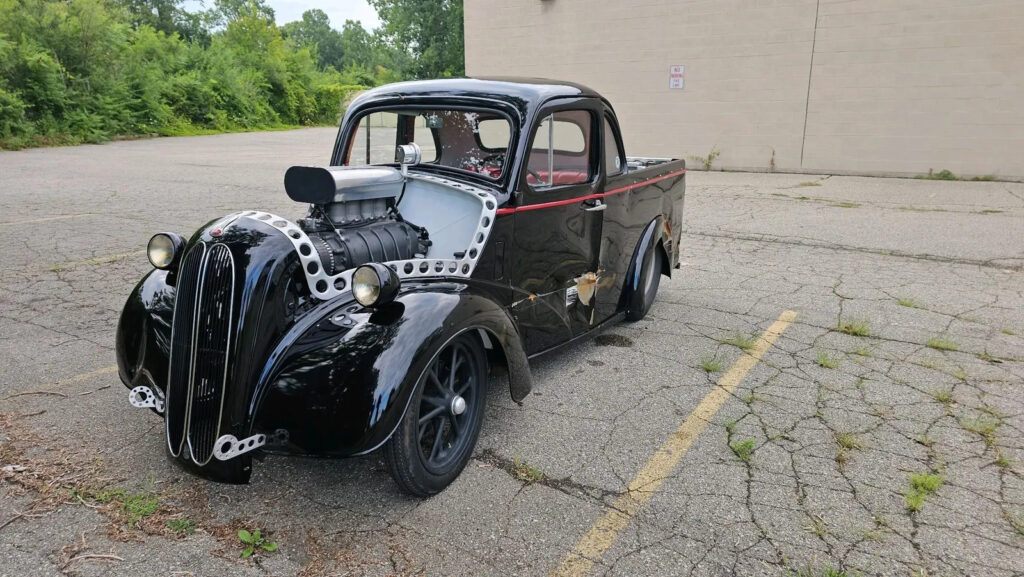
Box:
xmin=625 ymin=242 xmax=662 ymax=321
xmin=384 ymin=333 xmax=488 ymax=496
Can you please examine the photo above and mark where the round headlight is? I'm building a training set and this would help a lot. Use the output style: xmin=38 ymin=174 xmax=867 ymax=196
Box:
xmin=147 ymin=233 xmax=183 ymax=270
xmin=351 ymin=263 xmax=401 ymax=308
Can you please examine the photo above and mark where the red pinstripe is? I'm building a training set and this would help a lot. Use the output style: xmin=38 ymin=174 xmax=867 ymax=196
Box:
xmin=495 ymin=169 xmax=686 ymax=215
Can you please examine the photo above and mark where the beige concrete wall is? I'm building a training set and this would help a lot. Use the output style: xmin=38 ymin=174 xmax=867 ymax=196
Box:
xmin=464 ymin=0 xmax=1024 ymax=179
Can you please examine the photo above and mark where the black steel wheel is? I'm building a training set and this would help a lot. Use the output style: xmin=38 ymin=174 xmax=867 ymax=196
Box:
xmin=384 ymin=333 xmax=488 ymax=496
xmin=625 ymin=241 xmax=662 ymax=321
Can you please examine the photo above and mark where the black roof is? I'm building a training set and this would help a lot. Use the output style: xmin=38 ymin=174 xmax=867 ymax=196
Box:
xmin=349 ymin=77 xmax=602 ymax=111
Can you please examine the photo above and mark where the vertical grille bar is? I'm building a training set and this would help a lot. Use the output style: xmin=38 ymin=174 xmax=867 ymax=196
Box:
xmin=186 ymin=244 xmax=235 ymax=465
xmin=166 ymin=242 xmax=206 ymax=457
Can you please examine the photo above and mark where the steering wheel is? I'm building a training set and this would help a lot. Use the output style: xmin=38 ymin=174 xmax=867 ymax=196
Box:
xmin=480 ymin=154 xmax=505 ymax=168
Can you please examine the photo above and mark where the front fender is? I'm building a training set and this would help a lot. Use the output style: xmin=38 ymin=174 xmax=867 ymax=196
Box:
xmin=115 ymin=269 xmax=174 ymax=406
xmin=250 ymin=283 xmax=530 ymax=456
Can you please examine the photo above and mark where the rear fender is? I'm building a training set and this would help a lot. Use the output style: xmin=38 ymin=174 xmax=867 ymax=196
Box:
xmin=619 ymin=217 xmax=670 ymax=307
xmin=250 ymin=285 xmax=530 ymax=456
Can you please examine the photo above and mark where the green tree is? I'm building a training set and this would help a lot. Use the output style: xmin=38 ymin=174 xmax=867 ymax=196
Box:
xmin=369 ymin=0 xmax=464 ymax=78
xmin=281 ymin=9 xmax=343 ymax=70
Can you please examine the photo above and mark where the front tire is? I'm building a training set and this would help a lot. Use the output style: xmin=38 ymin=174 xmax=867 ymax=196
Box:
xmin=625 ymin=242 xmax=662 ymax=321
xmin=384 ymin=333 xmax=488 ymax=496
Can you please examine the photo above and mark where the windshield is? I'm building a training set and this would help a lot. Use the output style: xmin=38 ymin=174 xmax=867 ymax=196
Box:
xmin=344 ymin=108 xmax=513 ymax=179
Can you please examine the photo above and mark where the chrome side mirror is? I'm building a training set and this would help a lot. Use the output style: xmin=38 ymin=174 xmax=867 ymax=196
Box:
xmin=395 ymin=143 xmax=422 ymax=176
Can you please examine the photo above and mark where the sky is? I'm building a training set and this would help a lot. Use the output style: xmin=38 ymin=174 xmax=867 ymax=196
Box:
xmin=265 ymin=0 xmax=381 ymax=29
xmin=183 ymin=0 xmax=381 ymax=29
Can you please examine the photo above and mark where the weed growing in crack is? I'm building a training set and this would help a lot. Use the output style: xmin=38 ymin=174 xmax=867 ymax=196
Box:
xmin=804 ymin=515 xmax=829 ymax=537
xmin=853 ymin=347 xmax=871 ymax=357
xmin=978 ymin=351 xmax=998 ymax=362
xmin=724 ymin=419 xmax=737 ymax=435
xmin=837 ymin=319 xmax=870 ymax=336
xmin=512 ymin=458 xmax=546 ymax=483
xmin=952 ymin=368 xmax=968 ymax=381
xmin=918 ymin=436 xmax=936 ymax=447
xmin=994 ymin=451 xmax=1013 ymax=469
xmin=1004 ymin=510 xmax=1024 ymax=537
xmin=722 ymin=332 xmax=757 ymax=351
xmin=741 ymin=393 xmax=757 ymax=405
xmin=699 ymin=354 xmax=724 ymax=372
xmin=860 ymin=528 xmax=886 ymax=542
xmin=905 ymin=473 xmax=944 ymax=512
xmin=788 ymin=563 xmax=858 ymax=577
xmin=816 ymin=350 xmax=840 ymax=369
xmin=932 ymin=389 xmax=953 ymax=405
xmin=730 ymin=438 xmax=756 ymax=463
xmin=830 ymin=201 xmax=861 ymax=208
xmin=687 ymin=146 xmax=721 ymax=171
xmin=836 ymin=433 xmax=862 ymax=450
xmin=238 ymin=529 xmax=278 ymax=558
xmin=1002 ymin=328 xmax=1017 ymax=335
xmin=926 ymin=337 xmax=958 ymax=351
xmin=167 ymin=518 xmax=194 ymax=536
xmin=960 ymin=415 xmax=1000 ymax=446
xmin=796 ymin=181 xmax=821 ymax=187
xmin=896 ymin=297 xmax=918 ymax=308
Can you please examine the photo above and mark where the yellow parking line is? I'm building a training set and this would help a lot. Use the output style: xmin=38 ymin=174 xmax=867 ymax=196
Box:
xmin=551 ymin=310 xmax=798 ymax=577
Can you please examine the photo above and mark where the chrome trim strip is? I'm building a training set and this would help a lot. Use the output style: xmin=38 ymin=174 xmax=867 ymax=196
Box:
xmin=167 ymin=241 xmax=206 ymax=457
xmin=187 ymin=243 xmax=235 ymax=466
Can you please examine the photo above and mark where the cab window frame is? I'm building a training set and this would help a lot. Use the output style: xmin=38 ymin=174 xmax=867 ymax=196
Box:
xmin=340 ymin=104 xmax=517 ymax=183
xmin=522 ymin=107 xmax=599 ymax=194
xmin=602 ymin=113 xmax=626 ymax=177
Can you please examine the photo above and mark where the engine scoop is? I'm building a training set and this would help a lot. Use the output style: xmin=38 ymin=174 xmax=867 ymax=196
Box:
xmin=284 ymin=166 xmax=404 ymax=205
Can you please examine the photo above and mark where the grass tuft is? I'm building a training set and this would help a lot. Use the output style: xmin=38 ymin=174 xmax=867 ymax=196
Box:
xmin=1002 ymin=328 xmax=1017 ymax=335
xmin=167 ymin=518 xmax=195 ymax=536
xmin=926 ymin=337 xmax=958 ymax=351
xmin=916 ymin=168 xmax=958 ymax=181
xmin=512 ymin=458 xmax=546 ymax=483
xmin=905 ymin=472 xmax=944 ymax=512
xmin=796 ymin=181 xmax=821 ymax=187
xmin=932 ymin=389 xmax=953 ymax=404
xmin=960 ymin=415 xmax=1000 ymax=446
xmin=896 ymin=297 xmax=918 ymax=308
xmin=730 ymin=438 xmax=756 ymax=463
xmin=837 ymin=319 xmax=870 ymax=336
xmin=836 ymin=433 xmax=862 ymax=450
xmin=816 ymin=350 xmax=840 ymax=369
xmin=699 ymin=354 xmax=724 ymax=373
xmin=721 ymin=332 xmax=757 ymax=351
xmin=788 ymin=564 xmax=857 ymax=577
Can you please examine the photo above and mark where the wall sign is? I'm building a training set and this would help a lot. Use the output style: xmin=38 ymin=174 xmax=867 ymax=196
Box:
xmin=669 ymin=65 xmax=684 ymax=90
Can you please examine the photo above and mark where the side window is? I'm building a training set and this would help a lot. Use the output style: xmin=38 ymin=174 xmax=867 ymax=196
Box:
xmin=526 ymin=109 xmax=593 ymax=189
xmin=604 ymin=117 xmax=623 ymax=176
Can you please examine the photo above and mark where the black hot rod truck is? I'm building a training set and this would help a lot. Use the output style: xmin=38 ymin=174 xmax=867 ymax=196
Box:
xmin=117 ymin=78 xmax=685 ymax=496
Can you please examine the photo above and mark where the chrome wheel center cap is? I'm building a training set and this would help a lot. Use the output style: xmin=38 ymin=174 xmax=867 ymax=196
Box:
xmin=450 ymin=395 xmax=467 ymax=416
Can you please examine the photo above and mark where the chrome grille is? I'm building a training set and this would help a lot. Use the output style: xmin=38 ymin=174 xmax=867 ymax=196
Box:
xmin=165 ymin=242 xmax=236 ymax=465
xmin=166 ymin=242 xmax=205 ymax=457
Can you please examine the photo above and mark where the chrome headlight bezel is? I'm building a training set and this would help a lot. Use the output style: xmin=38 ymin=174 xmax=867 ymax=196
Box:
xmin=147 ymin=233 xmax=185 ymax=270
xmin=351 ymin=263 xmax=401 ymax=308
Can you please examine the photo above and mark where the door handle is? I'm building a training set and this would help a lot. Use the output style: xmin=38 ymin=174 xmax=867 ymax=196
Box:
xmin=583 ymin=199 xmax=607 ymax=212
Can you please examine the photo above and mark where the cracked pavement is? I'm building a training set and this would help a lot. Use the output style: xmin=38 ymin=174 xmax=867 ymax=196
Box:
xmin=1 ymin=128 xmax=1023 ymax=576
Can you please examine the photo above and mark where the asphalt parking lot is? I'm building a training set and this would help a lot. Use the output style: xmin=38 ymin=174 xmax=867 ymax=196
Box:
xmin=1 ymin=128 xmax=1023 ymax=577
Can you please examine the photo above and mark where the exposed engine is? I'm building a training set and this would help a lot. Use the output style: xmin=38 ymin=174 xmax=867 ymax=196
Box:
xmin=284 ymin=166 xmax=431 ymax=275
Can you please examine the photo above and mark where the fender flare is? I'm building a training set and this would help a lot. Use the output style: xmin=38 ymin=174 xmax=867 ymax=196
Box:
xmin=620 ymin=217 xmax=671 ymax=306
xmin=249 ymin=287 xmax=531 ymax=456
